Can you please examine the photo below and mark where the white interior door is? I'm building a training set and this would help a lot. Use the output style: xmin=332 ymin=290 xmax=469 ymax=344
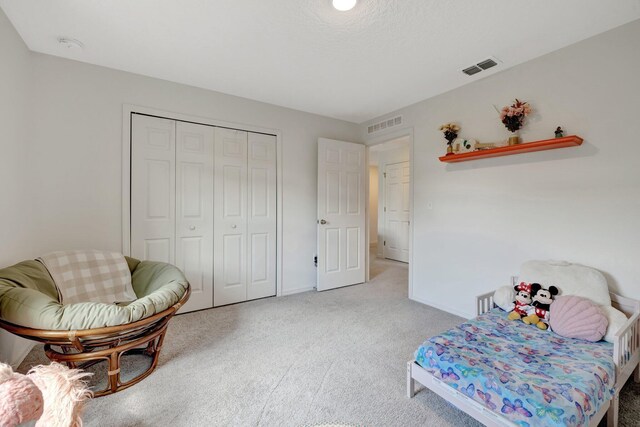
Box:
xmin=247 ymin=133 xmax=277 ymax=300
xmin=317 ymin=138 xmax=366 ymax=291
xmin=214 ymin=128 xmax=248 ymax=306
xmin=175 ymin=121 xmax=214 ymax=312
xmin=383 ymin=161 xmax=410 ymax=263
xmin=131 ymin=115 xmax=176 ymax=264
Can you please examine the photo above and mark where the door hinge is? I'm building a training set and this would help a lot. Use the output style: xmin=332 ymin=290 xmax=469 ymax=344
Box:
xmin=384 ymin=206 xmax=386 ymax=212
xmin=383 ymin=240 xmax=386 ymax=246
xmin=384 ymin=172 xmax=387 ymax=178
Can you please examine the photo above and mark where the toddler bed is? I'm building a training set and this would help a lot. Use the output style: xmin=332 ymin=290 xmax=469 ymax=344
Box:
xmin=407 ymin=261 xmax=640 ymax=427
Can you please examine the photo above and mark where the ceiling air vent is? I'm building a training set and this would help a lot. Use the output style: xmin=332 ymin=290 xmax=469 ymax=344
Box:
xmin=462 ymin=56 xmax=501 ymax=76
xmin=462 ymin=65 xmax=482 ymax=76
xmin=477 ymin=58 xmax=498 ymax=70
xmin=367 ymin=115 xmax=403 ymax=134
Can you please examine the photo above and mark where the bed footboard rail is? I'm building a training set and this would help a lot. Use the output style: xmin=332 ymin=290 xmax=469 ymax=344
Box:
xmin=613 ymin=311 xmax=640 ymax=386
xmin=408 ymin=360 xmax=516 ymax=427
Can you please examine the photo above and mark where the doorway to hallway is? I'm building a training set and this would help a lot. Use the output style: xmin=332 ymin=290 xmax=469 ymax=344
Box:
xmin=368 ymin=135 xmax=411 ymax=279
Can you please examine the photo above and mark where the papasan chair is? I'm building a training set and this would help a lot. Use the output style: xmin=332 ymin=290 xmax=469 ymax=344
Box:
xmin=0 ymin=250 xmax=190 ymax=397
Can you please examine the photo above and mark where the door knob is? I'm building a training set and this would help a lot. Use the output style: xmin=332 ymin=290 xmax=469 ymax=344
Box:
xmin=189 ymin=226 xmax=196 ymax=231
xmin=231 ymin=224 xmax=237 ymax=229
xmin=319 ymin=219 xmax=327 ymax=225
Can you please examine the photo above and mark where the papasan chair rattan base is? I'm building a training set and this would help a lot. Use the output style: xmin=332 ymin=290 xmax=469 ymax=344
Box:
xmin=0 ymin=288 xmax=189 ymax=397
xmin=0 ymin=255 xmax=190 ymax=397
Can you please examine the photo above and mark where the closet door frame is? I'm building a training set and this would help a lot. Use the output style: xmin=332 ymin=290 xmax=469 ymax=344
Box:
xmin=121 ymin=104 xmax=283 ymax=298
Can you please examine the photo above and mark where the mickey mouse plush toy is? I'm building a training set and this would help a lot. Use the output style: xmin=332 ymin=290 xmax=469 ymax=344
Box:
xmin=523 ymin=283 xmax=559 ymax=330
xmin=507 ymin=282 xmax=533 ymax=321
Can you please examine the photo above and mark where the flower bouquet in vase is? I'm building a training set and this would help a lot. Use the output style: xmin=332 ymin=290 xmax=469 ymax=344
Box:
xmin=439 ymin=122 xmax=460 ymax=155
xmin=499 ymin=99 xmax=532 ymax=145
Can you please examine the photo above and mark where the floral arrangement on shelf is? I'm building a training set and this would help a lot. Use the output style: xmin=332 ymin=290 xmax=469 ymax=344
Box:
xmin=499 ymin=99 xmax=532 ymax=133
xmin=439 ymin=122 xmax=460 ymax=155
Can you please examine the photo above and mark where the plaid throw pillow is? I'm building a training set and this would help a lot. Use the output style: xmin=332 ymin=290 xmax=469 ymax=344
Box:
xmin=37 ymin=250 xmax=137 ymax=305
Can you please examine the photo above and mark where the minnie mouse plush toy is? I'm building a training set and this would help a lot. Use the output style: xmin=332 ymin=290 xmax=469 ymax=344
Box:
xmin=507 ymin=282 xmax=533 ymax=321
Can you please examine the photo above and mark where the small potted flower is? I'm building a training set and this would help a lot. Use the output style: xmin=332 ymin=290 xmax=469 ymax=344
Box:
xmin=439 ymin=122 xmax=460 ymax=155
xmin=499 ymin=99 xmax=532 ymax=145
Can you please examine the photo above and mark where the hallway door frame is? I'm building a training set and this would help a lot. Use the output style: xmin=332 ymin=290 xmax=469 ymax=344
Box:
xmin=364 ymin=127 xmax=414 ymax=298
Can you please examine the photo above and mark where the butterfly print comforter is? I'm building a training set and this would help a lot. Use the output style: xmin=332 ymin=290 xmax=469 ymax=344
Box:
xmin=415 ymin=309 xmax=615 ymax=427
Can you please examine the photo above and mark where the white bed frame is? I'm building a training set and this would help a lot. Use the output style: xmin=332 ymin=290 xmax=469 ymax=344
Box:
xmin=407 ymin=291 xmax=640 ymax=427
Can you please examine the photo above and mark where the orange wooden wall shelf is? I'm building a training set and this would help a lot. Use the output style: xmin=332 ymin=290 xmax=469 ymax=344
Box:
xmin=439 ymin=135 xmax=583 ymax=163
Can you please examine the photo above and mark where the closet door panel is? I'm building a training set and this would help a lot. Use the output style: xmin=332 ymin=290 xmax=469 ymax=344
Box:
xmin=222 ymin=234 xmax=243 ymax=285
xmin=144 ymin=238 xmax=172 ymax=263
xmin=247 ymin=133 xmax=277 ymax=300
xmin=214 ymin=128 xmax=248 ymax=306
xmin=176 ymin=122 xmax=214 ymax=312
xmin=131 ymin=115 xmax=176 ymax=264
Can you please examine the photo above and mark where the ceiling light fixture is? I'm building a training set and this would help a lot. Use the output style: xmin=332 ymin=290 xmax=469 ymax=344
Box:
xmin=332 ymin=0 xmax=357 ymax=11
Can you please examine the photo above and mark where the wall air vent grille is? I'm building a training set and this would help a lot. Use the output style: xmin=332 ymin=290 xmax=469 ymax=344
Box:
xmin=462 ymin=56 xmax=501 ymax=76
xmin=367 ymin=115 xmax=403 ymax=134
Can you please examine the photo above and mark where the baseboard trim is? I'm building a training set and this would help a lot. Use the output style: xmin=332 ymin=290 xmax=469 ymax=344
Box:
xmin=281 ymin=286 xmax=315 ymax=296
xmin=409 ymin=295 xmax=472 ymax=319
xmin=10 ymin=341 xmax=35 ymax=369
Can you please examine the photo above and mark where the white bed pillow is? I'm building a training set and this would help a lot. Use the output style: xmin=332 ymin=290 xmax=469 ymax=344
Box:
xmin=493 ymin=285 xmax=515 ymax=312
xmin=491 ymin=282 xmax=626 ymax=343
xmin=517 ymin=260 xmax=632 ymax=342
xmin=601 ymin=305 xmax=629 ymax=343
xmin=519 ymin=260 xmax=611 ymax=306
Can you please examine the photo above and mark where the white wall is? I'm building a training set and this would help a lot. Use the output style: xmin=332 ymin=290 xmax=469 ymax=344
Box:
xmin=0 ymin=8 xmax=31 ymax=269
xmin=363 ymin=20 xmax=640 ymax=318
xmin=0 ymin=8 xmax=35 ymax=365
xmin=369 ymin=166 xmax=379 ymax=245
xmin=0 ymin=10 xmax=361 ymax=364
xmin=26 ymin=53 xmax=360 ymax=299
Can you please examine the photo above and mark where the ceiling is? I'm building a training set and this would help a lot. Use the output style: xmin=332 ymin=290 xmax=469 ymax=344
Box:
xmin=2 ymin=1 xmax=639 ymax=123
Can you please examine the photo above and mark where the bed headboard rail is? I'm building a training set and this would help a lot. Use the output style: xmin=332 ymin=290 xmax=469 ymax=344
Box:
xmin=610 ymin=292 xmax=640 ymax=318
xmin=610 ymin=292 xmax=640 ymax=382
xmin=613 ymin=311 xmax=640 ymax=381
xmin=476 ymin=292 xmax=496 ymax=316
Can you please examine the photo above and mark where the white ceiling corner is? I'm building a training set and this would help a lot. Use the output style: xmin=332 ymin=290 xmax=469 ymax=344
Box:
xmin=1 ymin=0 xmax=639 ymax=123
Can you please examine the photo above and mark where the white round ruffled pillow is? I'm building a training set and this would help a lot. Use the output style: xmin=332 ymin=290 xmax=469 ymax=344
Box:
xmin=493 ymin=285 xmax=516 ymax=312
xmin=600 ymin=305 xmax=629 ymax=343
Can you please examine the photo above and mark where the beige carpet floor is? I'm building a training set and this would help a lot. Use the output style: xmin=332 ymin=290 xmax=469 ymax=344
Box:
xmin=19 ymin=256 xmax=640 ymax=426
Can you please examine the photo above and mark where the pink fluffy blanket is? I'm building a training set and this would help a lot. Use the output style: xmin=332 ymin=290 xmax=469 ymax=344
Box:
xmin=0 ymin=362 xmax=92 ymax=427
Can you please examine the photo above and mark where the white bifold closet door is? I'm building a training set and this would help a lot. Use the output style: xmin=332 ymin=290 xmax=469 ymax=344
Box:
xmin=131 ymin=115 xmax=276 ymax=311
xmin=131 ymin=115 xmax=176 ymax=264
xmin=131 ymin=115 xmax=214 ymax=313
xmin=213 ymin=128 xmax=276 ymax=306
xmin=175 ymin=122 xmax=215 ymax=311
